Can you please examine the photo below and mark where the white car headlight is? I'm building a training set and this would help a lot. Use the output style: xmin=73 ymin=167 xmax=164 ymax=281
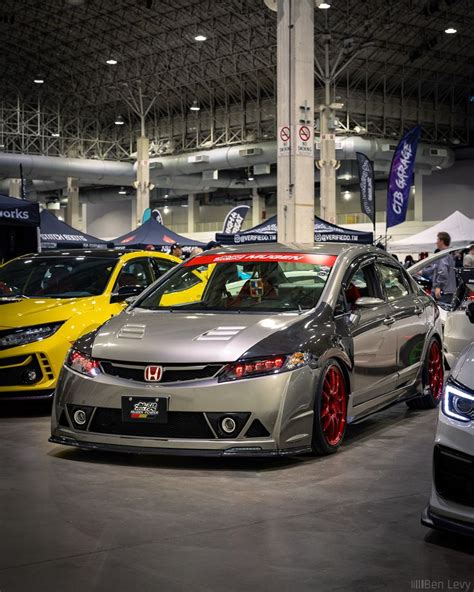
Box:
xmin=442 ymin=382 xmax=474 ymax=423
xmin=0 ymin=322 xmax=64 ymax=350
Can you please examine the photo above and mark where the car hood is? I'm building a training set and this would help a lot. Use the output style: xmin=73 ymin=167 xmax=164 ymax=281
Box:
xmin=0 ymin=297 xmax=98 ymax=330
xmin=450 ymin=343 xmax=474 ymax=391
xmin=91 ymin=308 xmax=304 ymax=364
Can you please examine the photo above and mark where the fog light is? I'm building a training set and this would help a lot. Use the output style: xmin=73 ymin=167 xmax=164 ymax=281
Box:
xmin=22 ymin=369 xmax=38 ymax=384
xmin=221 ymin=417 xmax=237 ymax=434
xmin=73 ymin=409 xmax=87 ymax=426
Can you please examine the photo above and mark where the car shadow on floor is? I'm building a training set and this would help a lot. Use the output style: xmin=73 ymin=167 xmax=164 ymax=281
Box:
xmin=0 ymin=400 xmax=52 ymax=418
xmin=424 ymin=529 xmax=474 ymax=555
xmin=47 ymin=405 xmax=434 ymax=473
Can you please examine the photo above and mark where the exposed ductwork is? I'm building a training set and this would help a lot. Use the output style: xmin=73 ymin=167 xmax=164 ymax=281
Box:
xmin=0 ymin=136 xmax=454 ymax=197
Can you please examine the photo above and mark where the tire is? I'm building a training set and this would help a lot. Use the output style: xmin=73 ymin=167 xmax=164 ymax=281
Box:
xmin=406 ymin=338 xmax=444 ymax=410
xmin=311 ymin=360 xmax=348 ymax=455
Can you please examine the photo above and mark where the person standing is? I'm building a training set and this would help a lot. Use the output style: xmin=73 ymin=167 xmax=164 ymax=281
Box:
xmin=425 ymin=232 xmax=457 ymax=305
xmin=463 ymin=244 xmax=474 ymax=268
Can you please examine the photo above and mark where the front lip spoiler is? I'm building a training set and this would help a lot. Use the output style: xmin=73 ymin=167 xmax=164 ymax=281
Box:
xmin=421 ymin=504 xmax=474 ymax=538
xmin=0 ymin=390 xmax=54 ymax=401
xmin=49 ymin=435 xmax=311 ymax=458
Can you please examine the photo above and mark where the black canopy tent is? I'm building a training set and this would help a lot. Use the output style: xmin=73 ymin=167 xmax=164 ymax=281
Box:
xmin=215 ymin=215 xmax=373 ymax=245
xmin=113 ymin=217 xmax=205 ymax=252
xmin=40 ymin=210 xmax=106 ymax=250
xmin=0 ymin=194 xmax=40 ymax=262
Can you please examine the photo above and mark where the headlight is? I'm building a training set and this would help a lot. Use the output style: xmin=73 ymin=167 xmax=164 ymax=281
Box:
xmin=218 ymin=352 xmax=309 ymax=382
xmin=66 ymin=349 xmax=102 ymax=378
xmin=0 ymin=322 xmax=64 ymax=350
xmin=442 ymin=382 xmax=474 ymax=423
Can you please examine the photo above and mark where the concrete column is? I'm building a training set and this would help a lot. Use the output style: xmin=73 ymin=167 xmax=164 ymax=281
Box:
xmin=187 ymin=194 xmax=199 ymax=233
xmin=252 ymin=188 xmax=264 ymax=226
xmin=65 ymin=177 xmax=81 ymax=229
xmin=414 ymin=172 xmax=423 ymax=222
xmin=9 ymin=179 xmax=22 ymax=198
xmin=134 ymin=136 xmax=150 ymax=226
xmin=131 ymin=197 xmax=137 ymax=229
xmin=276 ymin=0 xmax=315 ymax=244
xmin=81 ymin=203 xmax=88 ymax=233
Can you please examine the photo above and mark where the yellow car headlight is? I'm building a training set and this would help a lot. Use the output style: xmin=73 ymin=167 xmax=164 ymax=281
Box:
xmin=0 ymin=322 xmax=64 ymax=350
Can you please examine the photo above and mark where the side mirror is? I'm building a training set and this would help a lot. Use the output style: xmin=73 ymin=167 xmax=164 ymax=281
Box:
xmin=466 ymin=302 xmax=474 ymax=324
xmin=355 ymin=297 xmax=385 ymax=308
xmin=110 ymin=285 xmax=143 ymax=304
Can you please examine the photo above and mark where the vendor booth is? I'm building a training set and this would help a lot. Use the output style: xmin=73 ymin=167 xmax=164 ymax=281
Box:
xmin=40 ymin=210 xmax=106 ymax=250
xmin=0 ymin=194 xmax=40 ymax=263
xmin=113 ymin=217 xmax=205 ymax=252
xmin=389 ymin=210 xmax=474 ymax=253
xmin=215 ymin=215 xmax=373 ymax=245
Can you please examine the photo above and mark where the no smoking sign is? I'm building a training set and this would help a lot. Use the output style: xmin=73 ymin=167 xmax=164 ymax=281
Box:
xmin=296 ymin=124 xmax=313 ymax=157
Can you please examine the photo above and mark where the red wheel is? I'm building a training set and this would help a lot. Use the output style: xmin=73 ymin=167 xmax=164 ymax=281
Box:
xmin=312 ymin=361 xmax=348 ymax=455
xmin=427 ymin=340 xmax=443 ymax=401
xmin=407 ymin=337 xmax=444 ymax=410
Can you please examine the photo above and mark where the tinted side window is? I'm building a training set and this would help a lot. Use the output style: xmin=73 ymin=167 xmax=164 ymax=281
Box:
xmin=377 ymin=263 xmax=409 ymax=301
xmin=115 ymin=259 xmax=153 ymax=290
xmin=336 ymin=263 xmax=379 ymax=314
xmin=150 ymin=257 xmax=176 ymax=280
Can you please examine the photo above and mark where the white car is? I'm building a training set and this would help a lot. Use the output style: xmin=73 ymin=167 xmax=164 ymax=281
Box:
xmin=422 ymin=341 xmax=474 ymax=537
xmin=409 ymin=249 xmax=474 ymax=367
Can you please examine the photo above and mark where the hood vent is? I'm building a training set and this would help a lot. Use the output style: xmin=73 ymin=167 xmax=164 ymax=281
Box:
xmin=117 ymin=324 xmax=146 ymax=339
xmin=195 ymin=326 xmax=246 ymax=341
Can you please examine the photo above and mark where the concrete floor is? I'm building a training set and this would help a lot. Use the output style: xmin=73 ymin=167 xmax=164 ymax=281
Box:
xmin=0 ymin=402 xmax=473 ymax=592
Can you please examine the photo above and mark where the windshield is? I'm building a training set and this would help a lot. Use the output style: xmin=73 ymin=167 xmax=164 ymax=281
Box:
xmin=0 ymin=256 xmax=117 ymax=298
xmin=136 ymin=252 xmax=337 ymax=312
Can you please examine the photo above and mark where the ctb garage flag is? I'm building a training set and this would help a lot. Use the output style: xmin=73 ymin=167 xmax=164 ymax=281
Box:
xmin=386 ymin=125 xmax=421 ymax=228
xmin=356 ymin=152 xmax=375 ymax=227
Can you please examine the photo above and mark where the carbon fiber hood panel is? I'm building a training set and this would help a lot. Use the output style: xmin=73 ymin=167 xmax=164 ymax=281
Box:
xmin=91 ymin=308 xmax=304 ymax=363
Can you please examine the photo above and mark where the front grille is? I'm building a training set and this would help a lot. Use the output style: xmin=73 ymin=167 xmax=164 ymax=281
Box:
xmin=434 ymin=445 xmax=474 ymax=508
xmin=100 ymin=360 xmax=223 ymax=383
xmin=89 ymin=408 xmax=214 ymax=439
xmin=0 ymin=354 xmax=43 ymax=387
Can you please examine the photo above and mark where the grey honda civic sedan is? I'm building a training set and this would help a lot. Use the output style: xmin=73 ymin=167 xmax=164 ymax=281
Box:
xmin=50 ymin=243 xmax=444 ymax=457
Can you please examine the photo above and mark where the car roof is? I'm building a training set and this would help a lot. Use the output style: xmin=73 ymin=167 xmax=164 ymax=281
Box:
xmin=203 ymin=242 xmax=380 ymax=257
xmin=12 ymin=249 xmax=178 ymax=261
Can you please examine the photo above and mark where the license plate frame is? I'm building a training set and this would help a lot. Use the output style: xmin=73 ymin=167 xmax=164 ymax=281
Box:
xmin=121 ymin=396 xmax=168 ymax=423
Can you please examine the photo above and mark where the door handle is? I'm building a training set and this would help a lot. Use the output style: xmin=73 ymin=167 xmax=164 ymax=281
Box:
xmin=383 ymin=316 xmax=395 ymax=326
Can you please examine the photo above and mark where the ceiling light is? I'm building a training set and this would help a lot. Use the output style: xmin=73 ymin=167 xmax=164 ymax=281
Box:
xmin=316 ymin=0 xmax=331 ymax=8
xmin=445 ymin=27 xmax=457 ymax=34
xmin=106 ymin=58 xmax=118 ymax=65
xmin=164 ymin=205 xmax=170 ymax=214
xmin=164 ymin=194 xmax=169 ymax=199
xmin=190 ymin=100 xmax=200 ymax=111
xmin=248 ymin=176 xmax=254 ymax=181
xmin=114 ymin=115 xmax=125 ymax=125
xmin=118 ymin=187 xmax=127 ymax=195
xmin=194 ymin=34 xmax=207 ymax=41
xmin=343 ymin=191 xmax=351 ymax=201
xmin=51 ymin=132 xmax=60 ymax=137
xmin=181 ymin=204 xmax=188 ymax=207
xmin=34 ymin=79 xmax=44 ymax=84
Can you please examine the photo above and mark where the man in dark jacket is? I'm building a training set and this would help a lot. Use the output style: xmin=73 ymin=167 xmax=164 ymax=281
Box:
xmin=426 ymin=232 xmax=457 ymax=305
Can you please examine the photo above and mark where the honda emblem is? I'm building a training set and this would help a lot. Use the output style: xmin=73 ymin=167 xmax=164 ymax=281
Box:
xmin=144 ymin=365 xmax=163 ymax=382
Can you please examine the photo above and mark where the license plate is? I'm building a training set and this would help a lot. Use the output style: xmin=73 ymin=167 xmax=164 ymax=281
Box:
xmin=121 ymin=396 xmax=168 ymax=423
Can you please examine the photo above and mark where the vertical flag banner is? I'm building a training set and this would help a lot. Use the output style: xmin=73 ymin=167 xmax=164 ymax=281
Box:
xmin=356 ymin=152 xmax=376 ymax=227
xmin=221 ymin=205 xmax=250 ymax=234
xmin=386 ymin=125 xmax=421 ymax=228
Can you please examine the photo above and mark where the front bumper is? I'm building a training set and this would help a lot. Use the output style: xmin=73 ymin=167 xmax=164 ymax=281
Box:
xmin=421 ymin=504 xmax=474 ymax=538
xmin=51 ymin=363 xmax=318 ymax=456
xmin=423 ymin=412 xmax=474 ymax=534
xmin=0 ymin=337 xmax=69 ymax=399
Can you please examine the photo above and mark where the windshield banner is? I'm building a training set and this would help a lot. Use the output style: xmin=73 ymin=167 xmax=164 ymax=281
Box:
xmin=386 ymin=125 xmax=421 ymax=228
xmin=221 ymin=205 xmax=250 ymax=234
xmin=185 ymin=253 xmax=337 ymax=266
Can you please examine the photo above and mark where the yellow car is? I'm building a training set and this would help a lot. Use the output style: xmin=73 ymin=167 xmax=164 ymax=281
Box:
xmin=0 ymin=249 xmax=184 ymax=401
